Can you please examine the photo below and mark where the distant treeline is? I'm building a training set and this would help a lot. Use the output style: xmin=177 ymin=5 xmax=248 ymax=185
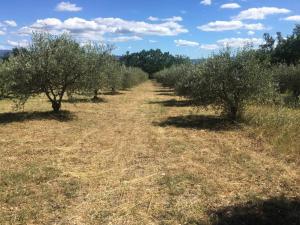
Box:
xmin=258 ymin=24 xmax=300 ymax=65
xmin=0 ymin=50 xmax=11 ymax=59
xmin=120 ymin=49 xmax=190 ymax=78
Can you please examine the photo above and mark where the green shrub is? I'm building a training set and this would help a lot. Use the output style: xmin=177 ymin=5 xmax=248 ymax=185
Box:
xmin=273 ymin=64 xmax=300 ymax=107
xmin=122 ymin=67 xmax=148 ymax=89
xmin=74 ymin=43 xmax=113 ymax=100
xmin=156 ymin=48 xmax=274 ymax=120
xmin=154 ymin=63 xmax=192 ymax=88
xmin=0 ymin=61 xmax=13 ymax=99
xmin=104 ymin=57 xmax=123 ymax=93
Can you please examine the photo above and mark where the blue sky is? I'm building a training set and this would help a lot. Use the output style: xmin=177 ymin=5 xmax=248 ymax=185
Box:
xmin=0 ymin=0 xmax=299 ymax=58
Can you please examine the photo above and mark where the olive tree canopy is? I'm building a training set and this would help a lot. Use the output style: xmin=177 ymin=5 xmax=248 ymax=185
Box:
xmin=7 ymin=33 xmax=86 ymax=112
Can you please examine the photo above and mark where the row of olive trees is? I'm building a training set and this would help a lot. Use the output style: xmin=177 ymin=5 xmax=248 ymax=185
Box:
xmin=154 ymin=48 xmax=275 ymax=120
xmin=0 ymin=33 xmax=148 ymax=112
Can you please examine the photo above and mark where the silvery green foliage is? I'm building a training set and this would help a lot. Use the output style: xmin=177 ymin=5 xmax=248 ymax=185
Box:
xmin=154 ymin=63 xmax=193 ymax=88
xmin=155 ymin=48 xmax=273 ymax=120
xmin=6 ymin=32 xmax=87 ymax=112
xmin=122 ymin=66 xmax=148 ymax=90
xmin=73 ymin=43 xmax=114 ymax=100
xmin=0 ymin=61 xmax=13 ymax=99
xmin=273 ymin=64 xmax=300 ymax=106
xmin=2 ymin=32 xmax=149 ymax=111
xmin=192 ymin=49 xmax=272 ymax=119
xmin=105 ymin=56 xmax=123 ymax=93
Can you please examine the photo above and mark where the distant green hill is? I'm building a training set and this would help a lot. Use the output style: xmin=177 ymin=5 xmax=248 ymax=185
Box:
xmin=0 ymin=50 xmax=11 ymax=58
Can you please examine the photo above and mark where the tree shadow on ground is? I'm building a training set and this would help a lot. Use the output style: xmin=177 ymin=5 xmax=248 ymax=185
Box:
xmin=0 ymin=110 xmax=75 ymax=124
xmin=208 ymin=196 xmax=300 ymax=225
xmin=149 ymin=99 xmax=195 ymax=107
xmin=154 ymin=88 xmax=175 ymax=96
xmin=156 ymin=92 xmax=176 ymax=96
xmin=62 ymin=98 xmax=106 ymax=104
xmin=154 ymin=115 xmax=240 ymax=131
xmin=103 ymin=91 xmax=124 ymax=96
xmin=154 ymin=89 xmax=174 ymax=93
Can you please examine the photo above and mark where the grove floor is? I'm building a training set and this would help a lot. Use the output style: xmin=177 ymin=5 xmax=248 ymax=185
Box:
xmin=0 ymin=81 xmax=299 ymax=225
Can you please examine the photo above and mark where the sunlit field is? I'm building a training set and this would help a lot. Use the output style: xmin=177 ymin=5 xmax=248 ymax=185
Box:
xmin=1 ymin=1 xmax=300 ymax=224
xmin=0 ymin=81 xmax=299 ymax=224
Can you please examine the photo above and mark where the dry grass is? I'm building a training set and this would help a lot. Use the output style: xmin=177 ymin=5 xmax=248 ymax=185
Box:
xmin=0 ymin=81 xmax=299 ymax=224
xmin=244 ymin=105 xmax=300 ymax=165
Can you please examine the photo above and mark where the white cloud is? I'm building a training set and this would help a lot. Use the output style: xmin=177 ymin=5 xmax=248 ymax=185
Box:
xmin=33 ymin=18 xmax=63 ymax=28
xmin=221 ymin=3 xmax=241 ymax=9
xmin=198 ymin=20 xmax=265 ymax=32
xmin=19 ymin=17 xmax=188 ymax=40
xmin=247 ymin=31 xmax=255 ymax=36
xmin=195 ymin=38 xmax=263 ymax=51
xmin=4 ymin=20 xmax=17 ymax=27
xmin=7 ymin=39 xmax=30 ymax=48
xmin=200 ymin=44 xmax=219 ymax=50
xmin=199 ymin=21 xmax=242 ymax=31
xmin=234 ymin=7 xmax=290 ymax=20
xmin=163 ymin=16 xmax=183 ymax=22
xmin=0 ymin=20 xmax=17 ymax=29
xmin=174 ymin=40 xmax=220 ymax=50
xmin=175 ymin=39 xmax=199 ymax=47
xmin=148 ymin=16 xmax=159 ymax=21
xmin=55 ymin=1 xmax=82 ymax=12
xmin=201 ymin=0 xmax=212 ymax=6
xmin=148 ymin=16 xmax=183 ymax=22
xmin=0 ymin=29 xmax=6 ymax=36
xmin=149 ymin=40 xmax=157 ymax=43
xmin=109 ymin=36 xmax=142 ymax=43
xmin=217 ymin=37 xmax=263 ymax=48
xmin=283 ymin=15 xmax=300 ymax=22
xmin=243 ymin=23 xmax=265 ymax=30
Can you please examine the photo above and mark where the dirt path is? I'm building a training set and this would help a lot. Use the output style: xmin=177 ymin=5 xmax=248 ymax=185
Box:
xmin=0 ymin=81 xmax=299 ymax=224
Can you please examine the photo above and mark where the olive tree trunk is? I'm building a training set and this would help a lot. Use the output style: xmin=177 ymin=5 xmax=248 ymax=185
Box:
xmin=51 ymin=100 xmax=61 ymax=112
xmin=229 ymin=106 xmax=238 ymax=120
xmin=45 ymin=88 xmax=66 ymax=113
xmin=92 ymin=89 xmax=99 ymax=101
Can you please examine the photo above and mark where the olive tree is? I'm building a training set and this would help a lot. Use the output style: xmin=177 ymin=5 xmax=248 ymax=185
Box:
xmin=105 ymin=56 xmax=123 ymax=94
xmin=274 ymin=64 xmax=300 ymax=98
xmin=7 ymin=33 xmax=86 ymax=112
xmin=0 ymin=61 xmax=13 ymax=98
xmin=154 ymin=63 xmax=193 ymax=88
xmin=74 ymin=43 xmax=113 ymax=101
xmin=177 ymin=49 xmax=273 ymax=120
xmin=154 ymin=48 xmax=275 ymax=120
xmin=121 ymin=66 xmax=148 ymax=89
xmin=175 ymin=64 xmax=204 ymax=97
